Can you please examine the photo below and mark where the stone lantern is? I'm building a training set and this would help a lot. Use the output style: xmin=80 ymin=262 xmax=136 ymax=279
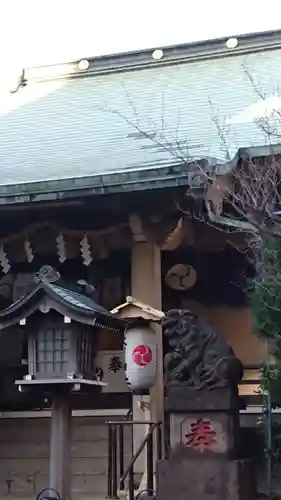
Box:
xmin=26 ymin=314 xmax=97 ymax=383
xmin=0 ymin=266 xmax=127 ymax=500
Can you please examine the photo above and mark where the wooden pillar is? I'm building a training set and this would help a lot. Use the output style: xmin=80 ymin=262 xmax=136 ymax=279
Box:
xmin=49 ymin=392 xmax=72 ymax=500
xmin=131 ymin=241 xmax=163 ymax=421
xmin=130 ymin=216 xmax=163 ymax=473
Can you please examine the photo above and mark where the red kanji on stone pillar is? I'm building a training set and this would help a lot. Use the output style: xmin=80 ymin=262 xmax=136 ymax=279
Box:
xmin=184 ymin=418 xmax=217 ymax=453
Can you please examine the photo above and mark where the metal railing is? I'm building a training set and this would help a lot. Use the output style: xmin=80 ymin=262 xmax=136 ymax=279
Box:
xmin=106 ymin=420 xmax=162 ymax=500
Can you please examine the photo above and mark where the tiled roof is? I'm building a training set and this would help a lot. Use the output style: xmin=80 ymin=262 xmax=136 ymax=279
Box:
xmin=0 ymin=43 xmax=280 ymax=198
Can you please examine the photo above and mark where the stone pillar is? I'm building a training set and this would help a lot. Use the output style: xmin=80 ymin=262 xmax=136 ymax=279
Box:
xmin=157 ymin=386 xmax=256 ymax=500
xmin=131 ymin=237 xmax=163 ymax=473
xmin=49 ymin=392 xmax=72 ymax=500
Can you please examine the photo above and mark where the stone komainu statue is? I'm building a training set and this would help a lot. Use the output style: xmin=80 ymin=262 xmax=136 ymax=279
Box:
xmin=163 ymin=309 xmax=243 ymax=390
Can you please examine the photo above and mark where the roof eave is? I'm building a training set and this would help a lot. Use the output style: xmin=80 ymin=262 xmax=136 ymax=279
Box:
xmin=0 ymin=165 xmax=193 ymax=205
xmin=0 ymin=282 xmax=126 ymax=332
xmin=44 ymin=283 xmax=126 ymax=331
xmin=0 ymin=285 xmax=45 ymax=330
xmin=0 ymin=144 xmax=276 ymax=207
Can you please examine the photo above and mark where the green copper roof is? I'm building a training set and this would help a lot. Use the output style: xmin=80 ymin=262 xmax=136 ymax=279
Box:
xmin=0 ymin=43 xmax=280 ymax=201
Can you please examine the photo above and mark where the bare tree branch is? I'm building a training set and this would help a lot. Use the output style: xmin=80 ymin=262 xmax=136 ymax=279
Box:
xmin=102 ymin=72 xmax=281 ymax=310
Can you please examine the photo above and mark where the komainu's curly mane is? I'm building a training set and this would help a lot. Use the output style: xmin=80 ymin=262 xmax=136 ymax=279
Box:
xmin=163 ymin=309 xmax=243 ymax=390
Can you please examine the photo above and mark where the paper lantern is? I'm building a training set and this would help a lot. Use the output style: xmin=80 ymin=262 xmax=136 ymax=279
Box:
xmin=124 ymin=324 xmax=157 ymax=393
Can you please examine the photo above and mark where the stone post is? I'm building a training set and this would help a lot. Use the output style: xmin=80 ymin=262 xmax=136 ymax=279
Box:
xmin=49 ymin=391 xmax=72 ymax=500
xmin=156 ymin=385 xmax=256 ymax=500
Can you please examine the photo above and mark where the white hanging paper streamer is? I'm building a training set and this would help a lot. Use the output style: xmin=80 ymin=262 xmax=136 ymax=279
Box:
xmin=24 ymin=238 xmax=34 ymax=263
xmin=80 ymin=234 xmax=92 ymax=266
xmin=56 ymin=232 xmax=67 ymax=263
xmin=0 ymin=244 xmax=10 ymax=274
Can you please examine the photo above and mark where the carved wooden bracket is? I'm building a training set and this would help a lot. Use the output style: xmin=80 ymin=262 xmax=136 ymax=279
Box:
xmin=129 ymin=214 xmax=147 ymax=243
xmin=129 ymin=213 xmax=185 ymax=250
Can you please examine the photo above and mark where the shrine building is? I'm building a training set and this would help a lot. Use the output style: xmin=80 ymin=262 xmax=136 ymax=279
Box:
xmin=0 ymin=29 xmax=279 ymax=498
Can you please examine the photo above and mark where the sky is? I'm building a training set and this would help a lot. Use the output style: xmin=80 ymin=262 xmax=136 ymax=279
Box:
xmin=1 ymin=0 xmax=281 ymax=69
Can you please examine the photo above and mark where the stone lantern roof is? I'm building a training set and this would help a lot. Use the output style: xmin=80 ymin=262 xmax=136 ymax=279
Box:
xmin=0 ymin=265 xmax=127 ymax=332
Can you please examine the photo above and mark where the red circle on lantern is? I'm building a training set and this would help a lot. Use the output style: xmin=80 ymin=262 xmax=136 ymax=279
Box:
xmin=132 ymin=345 xmax=153 ymax=366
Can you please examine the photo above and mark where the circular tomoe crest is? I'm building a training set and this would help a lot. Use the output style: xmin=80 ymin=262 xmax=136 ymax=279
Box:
xmin=165 ymin=263 xmax=197 ymax=291
xmin=132 ymin=344 xmax=153 ymax=367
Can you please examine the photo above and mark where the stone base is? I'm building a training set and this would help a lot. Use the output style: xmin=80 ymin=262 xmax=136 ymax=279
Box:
xmin=165 ymin=385 xmax=240 ymax=412
xmin=156 ymin=457 xmax=256 ymax=500
xmin=166 ymin=386 xmax=241 ymax=458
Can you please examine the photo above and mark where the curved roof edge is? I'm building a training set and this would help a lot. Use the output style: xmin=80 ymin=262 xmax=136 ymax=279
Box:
xmin=0 ymin=266 xmax=126 ymax=332
xmin=0 ymin=144 xmax=279 ymax=206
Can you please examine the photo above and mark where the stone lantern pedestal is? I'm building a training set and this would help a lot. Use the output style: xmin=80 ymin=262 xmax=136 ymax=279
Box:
xmin=156 ymin=385 xmax=256 ymax=500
